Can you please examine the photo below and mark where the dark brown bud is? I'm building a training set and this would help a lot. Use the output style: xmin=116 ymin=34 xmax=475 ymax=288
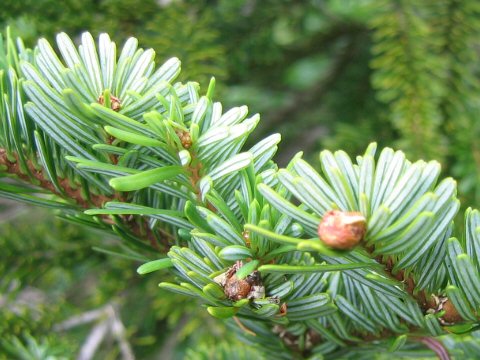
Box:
xmin=317 ymin=210 xmax=366 ymax=249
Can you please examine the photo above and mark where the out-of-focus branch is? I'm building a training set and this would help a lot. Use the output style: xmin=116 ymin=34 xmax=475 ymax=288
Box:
xmin=55 ymin=303 xmax=135 ymax=360
xmin=77 ymin=320 xmax=111 ymax=360
xmin=111 ymin=308 xmax=135 ymax=360
xmin=53 ymin=306 xmax=112 ymax=331
xmin=264 ymin=35 xmax=359 ymax=132
xmin=282 ymin=22 xmax=366 ymax=65
xmin=156 ymin=314 xmax=191 ymax=360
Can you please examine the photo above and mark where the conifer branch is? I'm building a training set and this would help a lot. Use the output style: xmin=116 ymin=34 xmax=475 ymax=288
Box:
xmin=0 ymin=149 xmax=172 ymax=250
xmin=1 ymin=30 xmax=480 ymax=359
xmin=0 ymin=148 xmax=110 ymax=208
xmin=370 ymin=0 xmax=445 ymax=160
xmin=372 ymin=252 xmax=462 ymax=325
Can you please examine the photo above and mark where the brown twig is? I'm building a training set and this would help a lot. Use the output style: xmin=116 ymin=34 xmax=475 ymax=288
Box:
xmin=0 ymin=149 xmax=110 ymax=208
xmin=0 ymin=149 xmax=167 ymax=250
xmin=373 ymin=253 xmax=462 ymax=323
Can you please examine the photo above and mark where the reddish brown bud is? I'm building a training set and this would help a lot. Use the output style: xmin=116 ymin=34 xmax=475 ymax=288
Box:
xmin=317 ymin=210 xmax=366 ymax=249
xmin=441 ymin=300 xmax=462 ymax=324
xmin=216 ymin=261 xmax=264 ymax=301
xmin=224 ymin=274 xmax=252 ymax=301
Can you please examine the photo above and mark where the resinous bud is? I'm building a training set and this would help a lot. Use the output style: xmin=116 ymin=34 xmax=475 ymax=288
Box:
xmin=317 ymin=210 xmax=366 ymax=250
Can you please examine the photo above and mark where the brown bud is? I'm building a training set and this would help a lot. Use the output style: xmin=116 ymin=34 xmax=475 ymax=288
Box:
xmin=175 ymin=130 xmax=192 ymax=149
xmin=278 ymin=302 xmax=288 ymax=316
xmin=317 ymin=210 xmax=366 ymax=249
xmin=441 ymin=300 xmax=463 ymax=324
xmin=218 ymin=261 xmax=264 ymax=301
xmin=98 ymin=94 xmax=121 ymax=112
xmin=224 ymin=274 xmax=252 ymax=301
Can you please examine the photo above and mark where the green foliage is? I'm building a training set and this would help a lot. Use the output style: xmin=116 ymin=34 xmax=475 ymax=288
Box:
xmin=1 ymin=333 xmax=69 ymax=360
xmin=184 ymin=339 xmax=267 ymax=360
xmin=1 ymin=0 xmax=97 ymax=43
xmin=0 ymin=206 xmax=241 ymax=358
xmin=370 ymin=0 xmax=446 ymax=161
xmin=3 ymin=1 xmax=480 ymax=202
xmin=369 ymin=0 xmax=480 ymax=204
xmin=1 ymin=0 xmax=226 ymax=88
xmin=433 ymin=0 xmax=480 ymax=203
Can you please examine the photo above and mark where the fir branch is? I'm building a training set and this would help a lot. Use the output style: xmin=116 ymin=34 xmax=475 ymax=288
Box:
xmin=370 ymin=0 xmax=446 ymax=160
xmin=432 ymin=0 xmax=480 ymax=202
xmin=371 ymin=252 xmax=461 ymax=325
xmin=0 ymin=148 xmax=110 ymax=208
xmin=0 ymin=149 xmax=170 ymax=250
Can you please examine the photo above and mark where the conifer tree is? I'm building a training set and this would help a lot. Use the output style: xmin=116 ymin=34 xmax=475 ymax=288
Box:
xmin=2 ymin=29 xmax=480 ymax=360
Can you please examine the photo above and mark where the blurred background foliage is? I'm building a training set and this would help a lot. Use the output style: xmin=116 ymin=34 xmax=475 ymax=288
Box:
xmin=1 ymin=0 xmax=480 ymax=358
